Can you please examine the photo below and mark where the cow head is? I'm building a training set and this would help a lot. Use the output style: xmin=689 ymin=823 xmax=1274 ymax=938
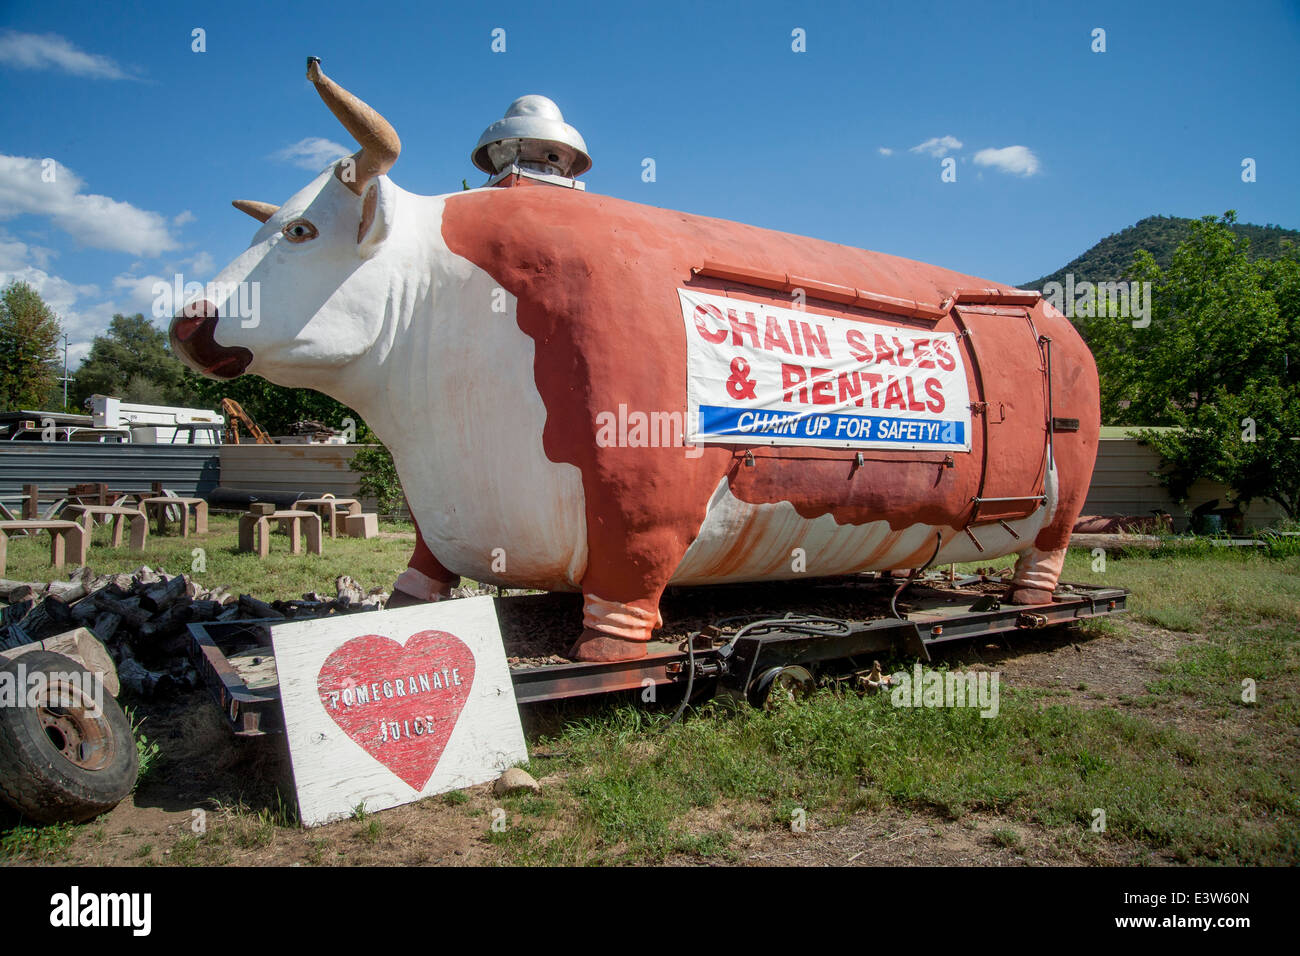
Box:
xmin=169 ymin=58 xmax=402 ymax=392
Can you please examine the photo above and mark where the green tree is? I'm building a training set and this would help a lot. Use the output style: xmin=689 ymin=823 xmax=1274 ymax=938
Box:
xmin=0 ymin=280 xmax=62 ymax=410
xmin=1081 ymin=213 xmax=1287 ymax=426
xmin=1083 ymin=213 xmax=1300 ymax=519
xmin=184 ymin=372 xmax=361 ymax=436
xmin=1139 ymin=385 xmax=1300 ymax=520
xmin=68 ymin=309 xmax=367 ymax=439
xmin=350 ymin=440 xmax=405 ymax=516
xmin=72 ymin=314 xmax=195 ymax=408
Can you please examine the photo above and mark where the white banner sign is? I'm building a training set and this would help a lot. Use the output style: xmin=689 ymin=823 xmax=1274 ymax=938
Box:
xmin=679 ymin=288 xmax=972 ymax=451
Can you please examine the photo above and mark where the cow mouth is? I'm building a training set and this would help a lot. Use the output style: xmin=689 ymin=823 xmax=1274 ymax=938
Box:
xmin=169 ymin=301 xmax=253 ymax=380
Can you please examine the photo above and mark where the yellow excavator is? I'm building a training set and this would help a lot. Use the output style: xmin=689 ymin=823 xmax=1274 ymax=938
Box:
xmin=221 ymin=398 xmax=272 ymax=445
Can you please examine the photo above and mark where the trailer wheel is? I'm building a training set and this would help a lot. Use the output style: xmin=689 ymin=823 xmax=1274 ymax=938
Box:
xmin=0 ymin=651 xmax=139 ymax=824
xmin=748 ymin=665 xmax=815 ymax=709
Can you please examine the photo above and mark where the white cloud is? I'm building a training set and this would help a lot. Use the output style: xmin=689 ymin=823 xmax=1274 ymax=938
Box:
xmin=173 ymin=209 xmax=196 ymax=227
xmin=0 ymin=235 xmax=56 ymax=271
xmin=112 ymin=273 xmax=167 ymax=314
xmin=910 ymin=135 xmax=963 ymax=158
xmin=972 ymin=145 xmax=1041 ymax=176
xmin=0 ymin=31 xmax=136 ymax=80
xmin=109 ymin=251 xmax=218 ymax=325
xmin=877 ymin=147 xmax=894 ymax=156
xmin=0 ymin=235 xmax=168 ymax=371
xmin=188 ymin=251 xmax=215 ymax=276
xmin=273 ymin=137 xmax=351 ymax=171
xmin=0 ymin=258 xmax=110 ymax=363
xmin=0 ymin=155 xmax=178 ymax=257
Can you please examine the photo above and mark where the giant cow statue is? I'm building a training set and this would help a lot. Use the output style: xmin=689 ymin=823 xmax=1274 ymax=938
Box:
xmin=171 ymin=61 xmax=1100 ymax=664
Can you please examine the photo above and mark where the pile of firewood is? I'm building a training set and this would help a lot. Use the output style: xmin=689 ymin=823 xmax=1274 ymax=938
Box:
xmin=0 ymin=568 xmax=390 ymax=697
xmin=284 ymin=419 xmax=341 ymax=442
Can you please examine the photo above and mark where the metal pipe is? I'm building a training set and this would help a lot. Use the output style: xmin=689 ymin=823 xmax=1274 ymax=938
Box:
xmin=890 ymin=531 xmax=943 ymax=619
xmin=1041 ymin=335 xmax=1055 ymax=471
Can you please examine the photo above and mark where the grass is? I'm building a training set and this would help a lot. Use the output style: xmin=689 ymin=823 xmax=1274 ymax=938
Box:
xmin=0 ymin=822 xmax=77 ymax=861
xmin=991 ymin=827 xmax=1023 ymax=849
xmin=500 ymin=679 xmax=1295 ymax=864
xmin=476 ymin=544 xmax=1299 ymax=865
xmin=0 ymin=512 xmax=419 ymax=601
xmin=0 ymin=524 xmax=1296 ymax=866
xmin=125 ymin=706 xmax=162 ymax=786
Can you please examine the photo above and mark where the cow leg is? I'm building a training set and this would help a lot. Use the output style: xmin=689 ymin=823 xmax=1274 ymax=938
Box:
xmin=568 ymin=527 xmax=681 ymax=663
xmin=390 ymin=524 xmax=459 ymax=606
xmin=1008 ymin=465 xmax=1082 ymax=605
xmin=1008 ymin=303 xmax=1099 ymax=607
xmin=569 ymin=595 xmax=664 ymax=663
xmin=1008 ymin=543 xmax=1067 ymax=605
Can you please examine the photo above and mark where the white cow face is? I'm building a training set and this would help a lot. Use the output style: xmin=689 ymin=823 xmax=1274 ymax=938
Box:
xmin=170 ymin=162 xmax=395 ymax=391
xmin=169 ymin=58 xmax=402 ymax=394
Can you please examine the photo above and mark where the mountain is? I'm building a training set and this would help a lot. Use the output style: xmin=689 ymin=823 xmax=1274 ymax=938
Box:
xmin=1019 ymin=215 xmax=1300 ymax=289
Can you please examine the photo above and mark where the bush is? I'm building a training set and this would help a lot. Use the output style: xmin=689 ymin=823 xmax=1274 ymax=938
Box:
xmin=350 ymin=443 xmax=405 ymax=516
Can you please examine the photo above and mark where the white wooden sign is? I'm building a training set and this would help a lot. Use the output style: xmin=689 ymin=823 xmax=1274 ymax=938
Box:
xmin=271 ymin=597 xmax=527 ymax=827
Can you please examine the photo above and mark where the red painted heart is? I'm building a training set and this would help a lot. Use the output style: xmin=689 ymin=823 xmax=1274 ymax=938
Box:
xmin=317 ymin=630 xmax=476 ymax=790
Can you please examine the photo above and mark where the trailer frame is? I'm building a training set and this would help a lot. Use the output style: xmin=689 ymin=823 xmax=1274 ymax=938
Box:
xmin=187 ymin=575 xmax=1129 ymax=735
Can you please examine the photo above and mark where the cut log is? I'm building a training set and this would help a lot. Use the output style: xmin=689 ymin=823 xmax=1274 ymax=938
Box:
xmin=6 ymin=584 xmax=37 ymax=605
xmin=117 ymin=657 xmax=172 ymax=698
xmin=71 ymin=599 xmax=100 ymax=625
xmin=0 ymin=579 xmax=48 ymax=601
xmin=43 ymin=595 xmax=76 ymax=629
xmin=90 ymin=591 xmax=153 ymax=628
xmin=188 ymin=600 xmax=221 ymax=621
xmin=104 ymin=573 xmax=136 ymax=598
xmin=1069 ymin=533 xmax=1165 ymax=551
xmin=140 ymin=573 xmax=188 ymax=613
xmin=335 ymin=575 xmax=364 ymax=606
xmin=132 ymin=566 xmax=163 ymax=587
xmin=238 ymin=594 xmax=284 ymax=620
xmin=0 ymin=627 xmax=120 ymax=697
xmin=139 ymin=603 xmax=193 ymax=640
xmin=91 ymin=611 xmax=122 ymax=645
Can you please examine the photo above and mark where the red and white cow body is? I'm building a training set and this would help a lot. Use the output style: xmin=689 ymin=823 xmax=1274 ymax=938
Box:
xmin=171 ymin=64 xmax=1099 ymax=663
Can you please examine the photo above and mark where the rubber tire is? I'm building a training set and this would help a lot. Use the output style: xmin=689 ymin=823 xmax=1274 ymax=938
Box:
xmin=0 ymin=650 xmax=139 ymax=824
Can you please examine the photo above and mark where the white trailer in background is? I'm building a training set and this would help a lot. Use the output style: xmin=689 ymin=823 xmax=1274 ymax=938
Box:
xmin=90 ymin=396 xmax=224 ymax=445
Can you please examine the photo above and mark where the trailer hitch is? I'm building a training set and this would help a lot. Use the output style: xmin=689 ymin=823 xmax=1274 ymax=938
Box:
xmin=1015 ymin=611 xmax=1049 ymax=628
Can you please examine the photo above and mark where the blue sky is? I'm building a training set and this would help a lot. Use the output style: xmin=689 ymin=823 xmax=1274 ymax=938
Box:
xmin=1 ymin=0 xmax=1297 ymax=368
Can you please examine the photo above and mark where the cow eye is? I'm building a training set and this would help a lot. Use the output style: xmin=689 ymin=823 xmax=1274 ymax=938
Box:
xmin=282 ymin=219 xmax=318 ymax=243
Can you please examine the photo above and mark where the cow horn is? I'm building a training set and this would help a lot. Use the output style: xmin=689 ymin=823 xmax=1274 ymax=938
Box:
xmin=233 ymin=200 xmax=279 ymax=223
xmin=306 ymin=56 xmax=401 ymax=196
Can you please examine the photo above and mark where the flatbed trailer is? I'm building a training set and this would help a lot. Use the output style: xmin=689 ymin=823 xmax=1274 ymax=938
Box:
xmin=187 ymin=574 xmax=1129 ymax=735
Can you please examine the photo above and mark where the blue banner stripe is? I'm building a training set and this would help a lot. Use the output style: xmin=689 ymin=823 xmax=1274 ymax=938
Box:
xmin=697 ymin=405 xmax=965 ymax=446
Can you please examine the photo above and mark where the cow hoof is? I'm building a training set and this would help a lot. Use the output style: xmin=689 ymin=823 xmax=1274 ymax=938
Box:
xmin=1007 ymin=586 xmax=1054 ymax=606
xmin=386 ymin=587 xmax=430 ymax=609
xmin=568 ymin=628 xmax=648 ymax=663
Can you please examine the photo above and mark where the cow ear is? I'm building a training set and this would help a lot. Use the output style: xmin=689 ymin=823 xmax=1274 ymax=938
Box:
xmin=357 ymin=177 xmax=394 ymax=258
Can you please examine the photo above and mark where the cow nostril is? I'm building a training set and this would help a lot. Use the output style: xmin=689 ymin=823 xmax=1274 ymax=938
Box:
xmin=173 ymin=301 xmax=218 ymax=341
xmin=172 ymin=315 xmax=203 ymax=342
xmin=181 ymin=299 xmax=217 ymax=319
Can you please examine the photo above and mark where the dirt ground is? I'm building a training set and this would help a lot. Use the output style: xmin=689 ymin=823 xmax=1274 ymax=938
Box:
xmin=2 ymin=595 xmax=1187 ymax=867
